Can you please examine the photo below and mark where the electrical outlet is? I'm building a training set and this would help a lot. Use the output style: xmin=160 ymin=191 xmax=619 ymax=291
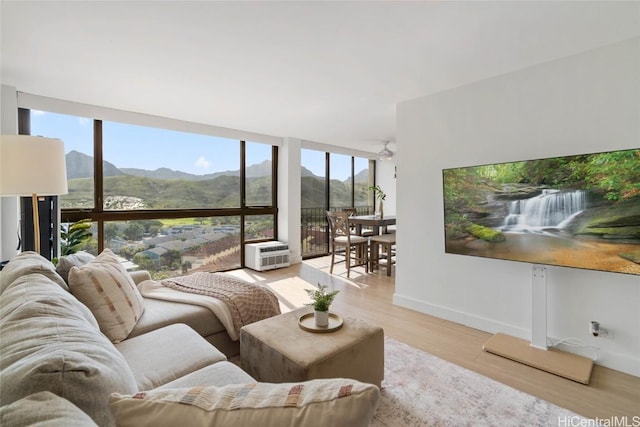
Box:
xmin=590 ymin=321 xmax=614 ymax=339
xmin=590 ymin=321 xmax=600 ymax=336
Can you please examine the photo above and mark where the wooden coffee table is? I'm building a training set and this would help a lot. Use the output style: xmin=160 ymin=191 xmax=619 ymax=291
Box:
xmin=240 ymin=307 xmax=384 ymax=387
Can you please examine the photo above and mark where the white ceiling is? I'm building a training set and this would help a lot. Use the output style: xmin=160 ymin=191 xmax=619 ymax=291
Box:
xmin=1 ymin=1 xmax=639 ymax=153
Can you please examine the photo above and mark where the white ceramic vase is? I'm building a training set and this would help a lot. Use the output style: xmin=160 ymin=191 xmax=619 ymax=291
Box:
xmin=314 ymin=310 xmax=329 ymax=327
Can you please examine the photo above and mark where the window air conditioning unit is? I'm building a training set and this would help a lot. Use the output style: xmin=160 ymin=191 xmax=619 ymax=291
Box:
xmin=245 ymin=241 xmax=290 ymax=271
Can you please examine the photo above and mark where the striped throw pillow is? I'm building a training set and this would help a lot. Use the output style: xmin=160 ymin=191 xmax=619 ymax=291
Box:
xmin=68 ymin=249 xmax=144 ymax=343
xmin=109 ymin=379 xmax=380 ymax=427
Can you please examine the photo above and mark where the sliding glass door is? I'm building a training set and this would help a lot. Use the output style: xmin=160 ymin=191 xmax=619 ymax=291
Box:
xmin=300 ymin=148 xmax=375 ymax=258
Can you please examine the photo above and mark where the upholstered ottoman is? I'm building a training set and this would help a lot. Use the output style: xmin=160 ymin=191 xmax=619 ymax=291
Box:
xmin=240 ymin=307 xmax=384 ymax=387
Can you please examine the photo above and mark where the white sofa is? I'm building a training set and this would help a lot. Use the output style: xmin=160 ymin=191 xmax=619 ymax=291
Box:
xmin=0 ymin=252 xmax=380 ymax=426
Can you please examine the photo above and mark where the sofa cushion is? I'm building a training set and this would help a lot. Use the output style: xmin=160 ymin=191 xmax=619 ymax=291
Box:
xmin=0 ymin=391 xmax=98 ymax=427
xmin=55 ymin=250 xmax=95 ymax=284
xmin=128 ymin=297 xmax=226 ymax=340
xmin=109 ymin=379 xmax=380 ymax=427
xmin=0 ymin=251 xmax=68 ymax=293
xmin=0 ymin=272 xmax=138 ymax=427
xmin=115 ymin=323 xmax=227 ymax=390
xmin=158 ymin=361 xmax=256 ymax=389
xmin=69 ymin=248 xmax=145 ymax=343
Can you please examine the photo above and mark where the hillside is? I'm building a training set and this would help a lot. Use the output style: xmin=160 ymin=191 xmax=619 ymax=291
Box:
xmin=67 ymin=151 xmax=275 ymax=181
xmin=354 ymin=168 xmax=369 ymax=183
xmin=63 ymin=151 xmax=371 ymax=210
xmin=66 ymin=150 xmax=123 ymax=179
xmin=121 ymin=160 xmax=274 ymax=180
xmin=301 ymin=176 xmax=370 ymax=209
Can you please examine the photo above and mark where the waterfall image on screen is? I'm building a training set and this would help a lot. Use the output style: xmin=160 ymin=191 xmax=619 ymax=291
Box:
xmin=442 ymin=148 xmax=640 ymax=276
xmin=502 ymin=189 xmax=587 ymax=231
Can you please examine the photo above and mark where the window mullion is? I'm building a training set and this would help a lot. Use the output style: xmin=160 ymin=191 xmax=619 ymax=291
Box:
xmin=240 ymin=140 xmax=246 ymax=265
xmin=272 ymin=145 xmax=278 ymax=239
xmin=351 ymin=156 xmax=355 ymax=208
xmin=94 ymin=120 xmax=104 ymax=252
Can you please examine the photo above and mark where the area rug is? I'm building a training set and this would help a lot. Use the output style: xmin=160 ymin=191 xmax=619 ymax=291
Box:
xmin=371 ymin=338 xmax=584 ymax=426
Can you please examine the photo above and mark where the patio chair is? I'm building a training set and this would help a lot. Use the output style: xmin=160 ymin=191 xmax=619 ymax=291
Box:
xmin=326 ymin=210 xmax=369 ymax=278
xmin=343 ymin=208 xmax=375 ymax=237
xmin=370 ymin=233 xmax=396 ymax=276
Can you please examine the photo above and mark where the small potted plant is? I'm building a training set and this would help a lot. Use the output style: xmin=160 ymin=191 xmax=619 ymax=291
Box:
xmin=305 ymin=283 xmax=339 ymax=327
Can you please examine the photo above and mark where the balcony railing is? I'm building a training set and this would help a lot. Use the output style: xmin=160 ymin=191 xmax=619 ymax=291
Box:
xmin=301 ymin=206 xmax=373 ymax=258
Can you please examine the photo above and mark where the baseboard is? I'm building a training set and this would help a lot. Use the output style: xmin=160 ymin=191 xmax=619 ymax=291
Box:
xmin=392 ymin=293 xmax=640 ymax=378
xmin=289 ymin=255 xmax=304 ymax=265
xmin=392 ymin=293 xmax=528 ymax=339
xmin=551 ymin=341 xmax=639 ymax=378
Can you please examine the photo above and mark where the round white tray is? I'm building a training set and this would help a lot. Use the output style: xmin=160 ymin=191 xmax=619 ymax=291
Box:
xmin=298 ymin=312 xmax=344 ymax=333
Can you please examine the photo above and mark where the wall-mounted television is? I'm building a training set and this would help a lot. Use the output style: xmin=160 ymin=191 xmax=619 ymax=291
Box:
xmin=443 ymin=148 xmax=640 ymax=276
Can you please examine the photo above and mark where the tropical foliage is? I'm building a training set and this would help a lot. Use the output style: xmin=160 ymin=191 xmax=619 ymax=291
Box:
xmin=466 ymin=150 xmax=639 ymax=200
xmin=60 ymin=219 xmax=93 ymax=256
xmin=369 ymin=185 xmax=386 ymax=201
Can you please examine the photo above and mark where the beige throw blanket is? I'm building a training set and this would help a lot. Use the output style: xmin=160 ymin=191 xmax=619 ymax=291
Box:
xmin=160 ymin=272 xmax=281 ymax=339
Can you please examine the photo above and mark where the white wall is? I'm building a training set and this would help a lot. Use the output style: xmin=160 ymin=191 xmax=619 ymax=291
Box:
xmin=376 ymin=160 xmax=396 ymax=216
xmin=395 ymin=38 xmax=640 ymax=376
xmin=278 ymin=137 xmax=302 ymax=263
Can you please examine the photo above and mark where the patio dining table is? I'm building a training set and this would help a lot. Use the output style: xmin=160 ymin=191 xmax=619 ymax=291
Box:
xmin=349 ymin=215 xmax=396 ymax=236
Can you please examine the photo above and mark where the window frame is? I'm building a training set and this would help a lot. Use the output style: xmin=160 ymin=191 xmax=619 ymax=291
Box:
xmin=300 ymin=148 xmax=376 ymax=259
xmin=21 ymin=109 xmax=278 ymax=270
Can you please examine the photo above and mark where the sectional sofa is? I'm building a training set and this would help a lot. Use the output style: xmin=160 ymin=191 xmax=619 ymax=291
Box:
xmin=0 ymin=251 xmax=380 ymax=426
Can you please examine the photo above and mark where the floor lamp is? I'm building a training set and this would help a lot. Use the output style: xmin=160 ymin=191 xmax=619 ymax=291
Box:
xmin=0 ymin=135 xmax=68 ymax=255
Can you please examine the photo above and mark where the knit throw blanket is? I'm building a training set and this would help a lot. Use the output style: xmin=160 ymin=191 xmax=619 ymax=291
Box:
xmin=161 ymin=272 xmax=281 ymax=338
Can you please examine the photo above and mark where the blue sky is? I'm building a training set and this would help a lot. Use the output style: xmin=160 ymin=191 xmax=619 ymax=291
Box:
xmin=30 ymin=110 xmax=365 ymax=180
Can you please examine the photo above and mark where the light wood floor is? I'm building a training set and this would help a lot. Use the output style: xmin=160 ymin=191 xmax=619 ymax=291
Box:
xmin=249 ymin=256 xmax=640 ymax=420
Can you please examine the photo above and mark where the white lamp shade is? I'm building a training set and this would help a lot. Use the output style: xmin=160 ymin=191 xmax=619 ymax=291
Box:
xmin=0 ymin=135 xmax=68 ymax=196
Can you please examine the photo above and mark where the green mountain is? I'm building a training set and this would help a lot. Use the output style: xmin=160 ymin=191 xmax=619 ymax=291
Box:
xmin=66 ymin=151 xmax=276 ymax=181
xmin=118 ymin=166 xmax=216 ymax=181
xmin=106 ymin=175 xmax=242 ymax=208
xmin=301 ymin=176 xmax=370 ymax=209
xmin=120 ymin=160 xmax=273 ymax=180
xmin=66 ymin=150 xmax=123 ymax=179
xmin=63 ymin=152 xmax=370 ymax=210
xmin=301 ymin=166 xmax=316 ymax=177
xmin=354 ymin=168 xmax=369 ymax=183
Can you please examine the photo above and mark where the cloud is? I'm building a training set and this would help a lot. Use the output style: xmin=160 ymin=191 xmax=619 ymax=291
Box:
xmin=194 ymin=156 xmax=211 ymax=170
xmin=31 ymin=110 xmax=46 ymax=116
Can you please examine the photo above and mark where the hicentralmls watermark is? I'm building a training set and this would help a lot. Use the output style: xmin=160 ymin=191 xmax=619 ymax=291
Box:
xmin=558 ymin=416 xmax=640 ymax=427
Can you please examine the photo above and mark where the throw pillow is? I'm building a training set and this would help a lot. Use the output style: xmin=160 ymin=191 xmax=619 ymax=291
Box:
xmin=109 ymin=379 xmax=380 ymax=427
xmin=68 ymin=248 xmax=145 ymax=343
xmin=55 ymin=251 xmax=96 ymax=284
